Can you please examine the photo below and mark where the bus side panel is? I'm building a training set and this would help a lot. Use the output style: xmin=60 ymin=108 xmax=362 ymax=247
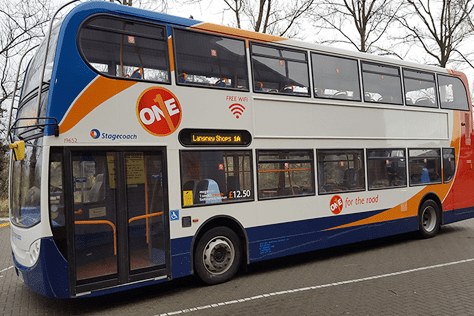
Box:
xmin=443 ymin=206 xmax=474 ymax=224
xmin=170 ymin=237 xmax=193 ymax=278
xmin=13 ymin=237 xmax=69 ymax=299
xmin=246 ymin=212 xmax=418 ymax=262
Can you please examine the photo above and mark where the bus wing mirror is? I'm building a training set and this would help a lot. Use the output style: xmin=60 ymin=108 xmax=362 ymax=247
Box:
xmin=9 ymin=140 xmax=25 ymax=161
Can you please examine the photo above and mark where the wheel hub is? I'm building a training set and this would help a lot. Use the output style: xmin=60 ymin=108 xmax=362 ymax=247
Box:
xmin=203 ymin=236 xmax=235 ymax=275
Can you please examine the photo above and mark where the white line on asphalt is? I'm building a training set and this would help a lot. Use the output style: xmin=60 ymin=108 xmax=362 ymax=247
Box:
xmin=0 ymin=266 xmax=14 ymax=274
xmin=156 ymin=257 xmax=474 ymax=316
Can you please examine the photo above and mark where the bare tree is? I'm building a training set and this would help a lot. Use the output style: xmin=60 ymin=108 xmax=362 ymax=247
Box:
xmin=180 ymin=0 xmax=314 ymax=37
xmin=313 ymin=0 xmax=402 ymax=54
xmin=0 ymin=0 xmax=53 ymax=122
xmin=396 ymin=0 xmax=474 ymax=68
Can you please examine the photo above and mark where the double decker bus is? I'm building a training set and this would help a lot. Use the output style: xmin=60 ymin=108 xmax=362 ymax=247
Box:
xmin=8 ymin=0 xmax=474 ymax=298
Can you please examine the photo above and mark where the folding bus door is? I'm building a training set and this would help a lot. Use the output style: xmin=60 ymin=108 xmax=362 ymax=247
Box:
xmin=69 ymin=148 xmax=169 ymax=295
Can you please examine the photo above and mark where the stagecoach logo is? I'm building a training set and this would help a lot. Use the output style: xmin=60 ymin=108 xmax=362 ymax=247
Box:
xmin=90 ymin=129 xmax=100 ymax=139
xmin=136 ymin=87 xmax=182 ymax=137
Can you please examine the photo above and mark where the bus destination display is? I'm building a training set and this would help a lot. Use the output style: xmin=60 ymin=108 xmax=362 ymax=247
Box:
xmin=179 ymin=129 xmax=252 ymax=146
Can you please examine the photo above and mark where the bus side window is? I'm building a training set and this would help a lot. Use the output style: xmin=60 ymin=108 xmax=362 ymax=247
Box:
xmin=438 ymin=75 xmax=470 ymax=111
xmin=78 ymin=16 xmax=170 ymax=83
xmin=443 ymin=148 xmax=455 ymax=183
xmin=173 ymin=28 xmax=249 ymax=90
xmin=367 ymin=149 xmax=407 ymax=190
xmin=403 ymin=69 xmax=437 ymax=108
xmin=311 ymin=53 xmax=361 ymax=101
xmin=251 ymin=43 xmax=309 ymax=96
xmin=362 ymin=62 xmax=403 ymax=105
xmin=408 ymin=149 xmax=442 ymax=186
xmin=257 ymin=149 xmax=315 ymax=199
xmin=180 ymin=150 xmax=254 ymax=207
xmin=317 ymin=149 xmax=365 ymax=194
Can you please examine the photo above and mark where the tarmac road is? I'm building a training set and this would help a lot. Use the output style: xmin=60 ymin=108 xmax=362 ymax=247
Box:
xmin=2 ymin=218 xmax=474 ymax=315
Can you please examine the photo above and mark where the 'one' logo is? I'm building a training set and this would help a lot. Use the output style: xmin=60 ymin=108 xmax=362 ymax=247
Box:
xmin=136 ymin=87 xmax=182 ymax=136
xmin=330 ymin=195 xmax=343 ymax=215
xmin=90 ymin=129 xmax=100 ymax=139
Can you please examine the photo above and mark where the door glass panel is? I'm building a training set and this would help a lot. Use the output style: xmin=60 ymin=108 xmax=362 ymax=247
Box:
xmin=127 ymin=152 xmax=166 ymax=272
xmin=73 ymin=152 xmax=118 ymax=281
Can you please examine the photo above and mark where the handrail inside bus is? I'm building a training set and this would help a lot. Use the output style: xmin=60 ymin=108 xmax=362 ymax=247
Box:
xmin=74 ymin=220 xmax=117 ymax=255
xmin=128 ymin=212 xmax=164 ymax=224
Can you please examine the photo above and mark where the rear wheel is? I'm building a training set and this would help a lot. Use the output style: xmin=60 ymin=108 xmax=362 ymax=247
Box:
xmin=418 ymin=200 xmax=440 ymax=238
xmin=194 ymin=226 xmax=241 ymax=285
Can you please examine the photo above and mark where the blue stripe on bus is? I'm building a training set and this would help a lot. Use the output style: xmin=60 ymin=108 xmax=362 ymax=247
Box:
xmin=45 ymin=1 xmax=201 ymax=135
xmin=13 ymin=237 xmax=69 ymax=299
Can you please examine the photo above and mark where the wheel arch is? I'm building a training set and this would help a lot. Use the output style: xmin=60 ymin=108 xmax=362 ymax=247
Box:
xmin=190 ymin=215 xmax=249 ymax=275
xmin=419 ymin=192 xmax=443 ymax=224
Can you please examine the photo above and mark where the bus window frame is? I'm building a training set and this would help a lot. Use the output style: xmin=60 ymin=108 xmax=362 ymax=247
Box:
xmin=402 ymin=68 xmax=439 ymax=109
xmin=366 ymin=148 xmax=407 ymax=191
xmin=316 ymin=148 xmax=366 ymax=195
xmin=172 ymin=27 xmax=250 ymax=92
xmin=408 ymin=148 xmax=442 ymax=186
xmin=442 ymin=147 xmax=456 ymax=184
xmin=437 ymin=74 xmax=470 ymax=111
xmin=361 ymin=61 xmax=403 ymax=106
xmin=179 ymin=149 xmax=254 ymax=208
xmin=256 ymin=149 xmax=316 ymax=201
xmin=250 ymin=42 xmax=311 ymax=97
xmin=77 ymin=13 xmax=171 ymax=84
xmin=311 ymin=52 xmax=362 ymax=102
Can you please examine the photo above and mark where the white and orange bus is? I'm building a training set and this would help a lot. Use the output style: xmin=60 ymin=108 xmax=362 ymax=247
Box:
xmin=8 ymin=0 xmax=474 ymax=298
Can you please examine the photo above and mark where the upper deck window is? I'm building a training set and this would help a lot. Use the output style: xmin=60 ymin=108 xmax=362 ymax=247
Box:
xmin=403 ymin=69 xmax=438 ymax=108
xmin=362 ymin=62 xmax=403 ymax=105
xmin=173 ymin=29 xmax=248 ymax=90
xmin=251 ymin=43 xmax=309 ymax=96
xmin=79 ymin=15 xmax=170 ymax=82
xmin=311 ymin=53 xmax=361 ymax=101
xmin=438 ymin=74 xmax=470 ymax=111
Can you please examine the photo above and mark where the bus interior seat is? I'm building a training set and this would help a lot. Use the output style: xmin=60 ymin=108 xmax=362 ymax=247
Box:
xmin=194 ymin=179 xmax=222 ymax=204
xmin=89 ymin=174 xmax=104 ymax=203
xmin=280 ymin=85 xmax=294 ymax=94
xmin=178 ymin=73 xmax=187 ymax=83
xmin=421 ymin=167 xmax=430 ymax=184
xmin=215 ymin=78 xmax=228 ymax=87
xmin=254 ymin=82 xmax=263 ymax=91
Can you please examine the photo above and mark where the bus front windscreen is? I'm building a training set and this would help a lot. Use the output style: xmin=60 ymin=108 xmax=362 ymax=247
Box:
xmin=10 ymin=139 xmax=43 ymax=227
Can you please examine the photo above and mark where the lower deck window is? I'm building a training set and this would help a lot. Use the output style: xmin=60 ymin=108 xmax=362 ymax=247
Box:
xmin=257 ymin=150 xmax=314 ymax=199
xmin=367 ymin=149 xmax=407 ymax=190
xmin=443 ymin=148 xmax=455 ymax=183
xmin=317 ymin=149 xmax=365 ymax=194
xmin=180 ymin=150 xmax=253 ymax=207
xmin=409 ymin=149 xmax=441 ymax=185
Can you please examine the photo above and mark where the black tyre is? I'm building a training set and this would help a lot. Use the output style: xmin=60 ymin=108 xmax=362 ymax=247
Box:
xmin=194 ymin=226 xmax=242 ymax=285
xmin=418 ymin=199 xmax=441 ymax=238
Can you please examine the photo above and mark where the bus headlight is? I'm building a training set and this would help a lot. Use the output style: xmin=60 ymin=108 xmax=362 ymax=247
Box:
xmin=27 ymin=239 xmax=41 ymax=265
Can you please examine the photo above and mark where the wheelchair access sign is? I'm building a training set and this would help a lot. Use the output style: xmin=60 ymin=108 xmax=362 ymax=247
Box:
xmin=170 ymin=210 xmax=179 ymax=221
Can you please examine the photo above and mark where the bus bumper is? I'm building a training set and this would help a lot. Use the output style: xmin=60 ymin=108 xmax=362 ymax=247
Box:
xmin=13 ymin=237 xmax=69 ymax=298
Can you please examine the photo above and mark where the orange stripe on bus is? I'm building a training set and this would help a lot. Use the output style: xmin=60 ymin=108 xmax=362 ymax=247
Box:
xmin=326 ymin=111 xmax=462 ymax=232
xmin=168 ymin=37 xmax=175 ymax=72
xmin=59 ymin=76 xmax=137 ymax=134
xmin=192 ymin=23 xmax=285 ymax=43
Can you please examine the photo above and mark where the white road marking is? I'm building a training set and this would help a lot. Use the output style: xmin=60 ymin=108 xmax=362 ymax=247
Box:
xmin=156 ymin=257 xmax=474 ymax=316
xmin=0 ymin=266 xmax=14 ymax=274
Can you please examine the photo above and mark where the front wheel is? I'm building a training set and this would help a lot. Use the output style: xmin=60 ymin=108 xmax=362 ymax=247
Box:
xmin=418 ymin=199 xmax=441 ymax=238
xmin=194 ymin=226 xmax=242 ymax=285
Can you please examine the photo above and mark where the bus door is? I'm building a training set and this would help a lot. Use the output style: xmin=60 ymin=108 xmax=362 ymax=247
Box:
xmin=67 ymin=148 xmax=169 ymax=295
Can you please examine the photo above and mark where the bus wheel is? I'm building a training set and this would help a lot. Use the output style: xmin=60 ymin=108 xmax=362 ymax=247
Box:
xmin=194 ymin=226 xmax=241 ymax=285
xmin=419 ymin=200 xmax=440 ymax=238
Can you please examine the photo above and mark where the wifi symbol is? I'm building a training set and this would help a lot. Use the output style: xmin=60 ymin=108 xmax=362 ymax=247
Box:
xmin=229 ymin=103 xmax=245 ymax=119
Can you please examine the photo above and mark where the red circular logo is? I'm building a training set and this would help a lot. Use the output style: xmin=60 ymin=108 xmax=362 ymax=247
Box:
xmin=330 ymin=195 xmax=343 ymax=215
xmin=136 ymin=87 xmax=182 ymax=136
